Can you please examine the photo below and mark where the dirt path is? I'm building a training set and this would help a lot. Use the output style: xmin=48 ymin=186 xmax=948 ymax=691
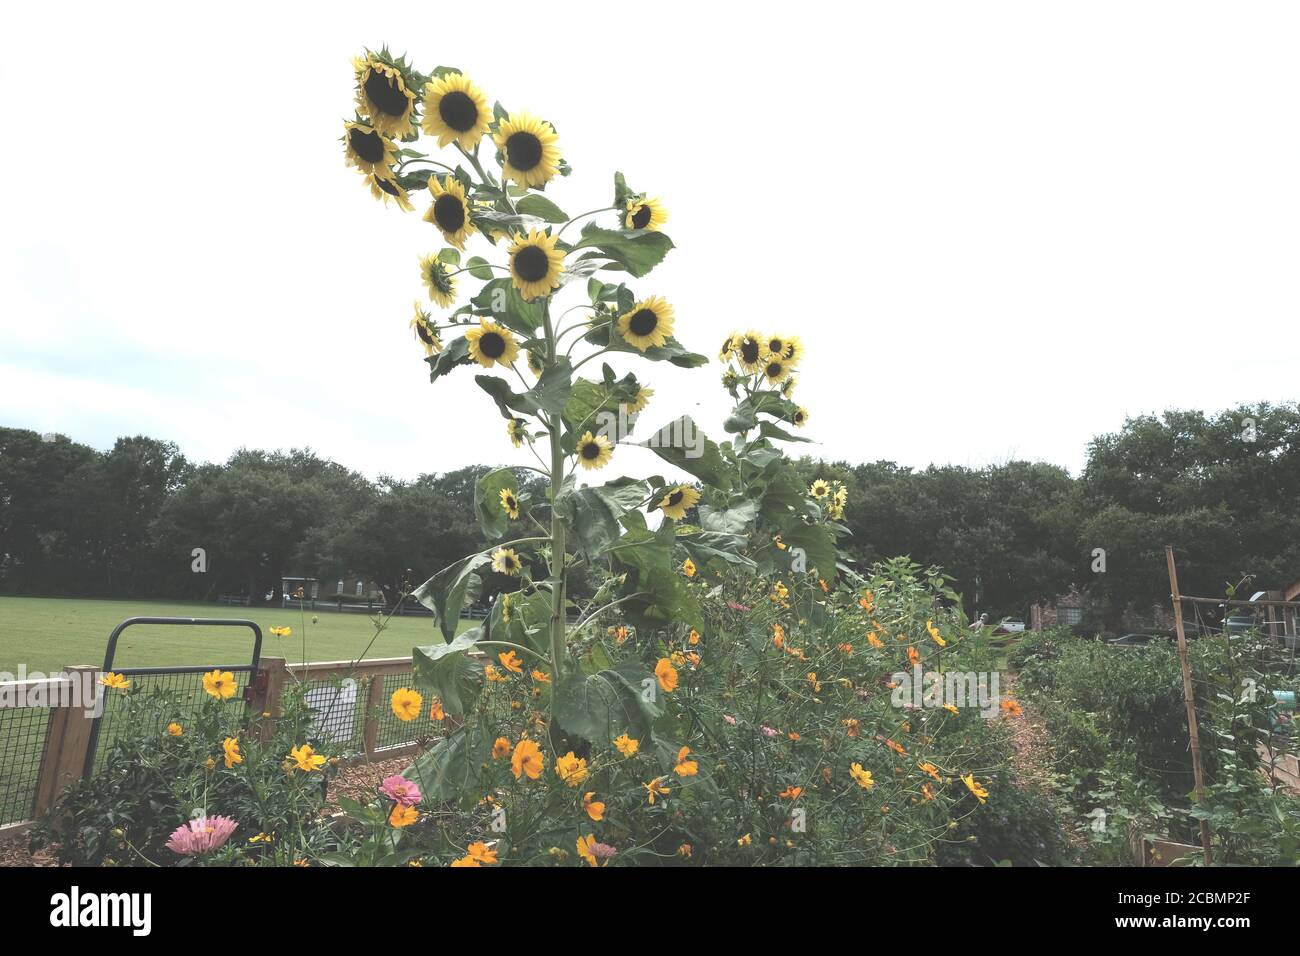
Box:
xmin=1004 ymin=673 xmax=1090 ymax=853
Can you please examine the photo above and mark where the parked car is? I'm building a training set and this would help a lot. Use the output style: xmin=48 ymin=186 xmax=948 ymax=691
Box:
xmin=996 ymin=618 xmax=1025 ymax=634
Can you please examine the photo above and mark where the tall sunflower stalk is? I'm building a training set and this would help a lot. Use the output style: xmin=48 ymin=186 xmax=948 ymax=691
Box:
xmin=344 ymin=49 xmax=723 ymax=756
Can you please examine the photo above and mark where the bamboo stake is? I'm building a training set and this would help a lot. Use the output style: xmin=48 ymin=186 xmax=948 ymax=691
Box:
xmin=1164 ymin=545 xmax=1212 ymax=866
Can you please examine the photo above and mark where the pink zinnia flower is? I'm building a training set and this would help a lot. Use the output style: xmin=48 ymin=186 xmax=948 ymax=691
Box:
xmin=381 ymin=775 xmax=422 ymax=806
xmin=761 ymin=726 xmax=777 ymax=737
xmin=590 ymin=841 xmax=619 ymax=862
xmin=723 ymin=714 xmax=737 ymax=725
xmin=166 ymin=815 xmax=238 ymax=856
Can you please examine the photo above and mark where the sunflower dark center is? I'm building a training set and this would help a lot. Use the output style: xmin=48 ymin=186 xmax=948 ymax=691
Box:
xmin=668 ymin=490 xmax=684 ymax=506
xmin=433 ymin=194 xmax=466 ymax=232
xmin=766 ymin=362 xmax=782 ymax=378
xmin=631 ymin=204 xmax=652 ymax=229
xmin=348 ymin=127 xmax=385 ymax=164
xmin=375 ymin=176 xmax=400 ymax=196
xmin=506 ymin=131 xmax=543 ymax=171
xmin=581 ymin=442 xmax=601 ymax=460
xmin=514 ymin=245 xmax=550 ymax=282
xmin=502 ymin=556 xmax=517 ymax=569
xmin=363 ymin=68 xmax=409 ymax=118
xmin=479 ymin=332 xmax=507 ymax=359
xmin=438 ymin=90 xmax=478 ymax=131
xmin=416 ymin=324 xmax=434 ymax=345
xmin=740 ymin=340 xmax=760 ymax=363
xmin=628 ymin=309 xmax=658 ymax=337
xmin=504 ymin=494 xmax=517 ymax=509
xmin=769 ymin=339 xmax=783 ymax=354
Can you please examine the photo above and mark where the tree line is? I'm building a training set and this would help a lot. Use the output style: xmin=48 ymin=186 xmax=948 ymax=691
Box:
xmin=2 ymin=402 xmax=1295 ymax=625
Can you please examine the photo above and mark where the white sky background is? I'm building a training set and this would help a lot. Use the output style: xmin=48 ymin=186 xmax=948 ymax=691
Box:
xmin=2 ymin=1 xmax=1296 ymax=483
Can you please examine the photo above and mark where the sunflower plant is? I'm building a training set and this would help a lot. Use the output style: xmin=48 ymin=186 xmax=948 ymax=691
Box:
xmin=343 ymin=51 xmax=752 ymax=773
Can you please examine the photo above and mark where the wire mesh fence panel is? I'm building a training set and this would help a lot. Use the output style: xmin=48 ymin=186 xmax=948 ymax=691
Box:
xmin=372 ymin=672 xmax=423 ymax=752
xmin=0 ymin=707 xmax=51 ymax=826
xmin=90 ymin=672 xmax=231 ymax=774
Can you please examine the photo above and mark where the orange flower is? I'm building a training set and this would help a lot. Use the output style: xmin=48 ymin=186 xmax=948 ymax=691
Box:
xmin=850 ymin=763 xmax=875 ymax=790
xmin=531 ymin=668 xmax=551 ymax=683
xmin=498 ymin=650 xmax=523 ymax=674
xmin=881 ymin=736 xmax=907 ymax=756
xmin=613 ymin=733 xmax=640 ymax=757
xmin=819 ymin=578 xmax=830 ymax=594
xmin=778 ymin=785 xmax=803 ymax=800
xmin=492 ymin=737 xmax=511 ymax=759
xmin=907 ymin=646 xmax=920 ymax=666
xmin=943 ymin=703 xmax=960 ymax=715
xmin=583 ymin=791 xmax=605 ymax=821
xmin=919 ymin=762 xmax=942 ymax=782
xmin=688 ymin=629 xmax=701 ymax=645
xmin=673 ymin=746 xmax=698 ymax=777
xmin=843 ymin=718 xmax=861 ymax=738
xmin=686 ymin=652 xmax=700 ymax=667
xmin=677 ymin=843 xmax=693 ymax=857
xmin=389 ymin=804 xmax=419 ymax=828
xmin=466 ymin=841 xmax=498 ymax=864
xmin=681 ymin=558 xmax=696 ymax=578
xmin=921 ymin=783 xmax=935 ymax=801
xmin=555 ymin=751 xmax=589 ymax=787
xmin=806 ymin=672 xmax=822 ymax=693
xmin=838 ymin=642 xmax=854 ymax=656
xmin=576 ymin=834 xmax=599 ymax=867
xmin=788 ymin=731 xmax=801 ymax=742
xmin=1000 ymin=697 xmax=1024 ymax=717
xmin=429 ymin=698 xmax=445 ymax=721
xmin=644 ymin=776 xmax=671 ymax=804
xmin=655 ymin=658 xmax=678 ymax=693
xmin=772 ymin=622 xmax=785 ymax=648
xmin=867 ymin=633 xmax=884 ymax=649
xmin=511 ymin=738 xmax=545 ymax=780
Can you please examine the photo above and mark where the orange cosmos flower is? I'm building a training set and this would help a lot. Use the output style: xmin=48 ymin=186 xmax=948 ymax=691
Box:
xmin=583 ymin=791 xmax=605 ymax=821
xmin=843 ymin=718 xmax=861 ymax=738
xmin=555 ymin=751 xmax=589 ymax=787
xmin=778 ymin=785 xmax=803 ymax=800
xmin=919 ymin=762 xmax=942 ymax=781
xmin=498 ymin=650 xmax=523 ymax=674
xmin=850 ymin=763 xmax=875 ymax=790
xmin=644 ymin=776 xmax=671 ymax=804
xmin=511 ymin=738 xmax=545 ymax=780
xmin=868 ymin=633 xmax=885 ymax=649
xmin=466 ymin=841 xmax=498 ymax=864
xmin=1000 ymin=697 xmax=1023 ymax=717
xmin=531 ymin=668 xmax=551 ymax=683
xmin=655 ymin=658 xmax=678 ymax=693
xmin=492 ymin=736 xmax=511 ymax=759
xmin=613 ymin=733 xmax=640 ymax=757
xmin=907 ymin=646 xmax=920 ymax=666
xmin=429 ymin=698 xmax=445 ymax=721
xmin=673 ymin=746 xmax=698 ymax=777
xmin=389 ymin=804 xmax=419 ymax=828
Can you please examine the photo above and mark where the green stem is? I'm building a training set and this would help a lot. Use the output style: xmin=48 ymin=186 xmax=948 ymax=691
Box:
xmin=542 ymin=301 xmax=568 ymax=733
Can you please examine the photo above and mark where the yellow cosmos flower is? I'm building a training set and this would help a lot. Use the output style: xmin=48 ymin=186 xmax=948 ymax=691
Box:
xmin=167 ymin=722 xmax=183 ymax=737
xmin=507 ymin=229 xmax=565 ymax=300
xmin=613 ymin=734 xmax=640 ymax=757
xmin=583 ymin=792 xmax=605 ymax=821
xmin=100 ymin=672 xmax=130 ymax=691
xmin=290 ymin=744 xmax=326 ymax=772
xmin=493 ymin=112 xmax=562 ymax=188
xmin=737 ymin=833 xmax=752 ymax=846
xmin=658 ymin=485 xmax=700 ymax=521
xmin=421 ymin=71 xmax=491 ymax=148
xmin=389 ymin=804 xmax=419 ymax=828
xmin=419 ymin=252 xmax=458 ymax=308
xmin=575 ymin=431 xmax=613 ymax=470
xmin=269 ymin=625 xmax=291 ymax=637
xmin=926 ymin=620 xmax=946 ymax=646
xmin=624 ymin=195 xmax=669 ymax=230
xmin=919 ymin=762 xmax=942 ymax=782
xmin=423 ymin=174 xmax=477 ymax=249
xmin=963 ymin=774 xmax=989 ymax=804
xmin=499 ymin=487 xmax=521 ymax=519
xmin=944 ymin=703 xmax=960 ymax=715
xmin=498 ymin=650 xmax=524 ymax=675
xmin=511 ymin=738 xmax=545 ymax=780
xmin=576 ymin=833 xmax=599 ymax=867
xmin=222 ymin=737 xmax=243 ymax=769
xmin=202 ymin=669 xmax=237 ymax=700
xmin=342 ymin=119 xmax=398 ymax=177
xmin=555 ymin=751 xmax=589 ymax=787
xmin=616 ymin=295 xmax=675 ymax=352
xmin=492 ymin=736 xmax=511 ymax=759
xmin=850 ymin=763 xmax=875 ymax=790
xmin=466 ymin=841 xmax=497 ymax=864
xmin=491 ymin=546 xmax=523 ymax=576
xmin=644 ymin=776 xmax=671 ymax=804
xmin=681 ymin=557 xmax=697 ymax=578
xmin=655 ymin=658 xmax=679 ymax=693
xmin=868 ymin=633 xmax=885 ymax=649
xmin=353 ymin=55 xmax=416 ymax=138
xmin=391 ymin=687 xmax=423 ymax=722
xmin=673 ymin=746 xmax=698 ymax=777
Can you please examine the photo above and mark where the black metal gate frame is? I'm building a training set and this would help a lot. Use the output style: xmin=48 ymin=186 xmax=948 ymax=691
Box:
xmin=84 ymin=617 xmax=263 ymax=777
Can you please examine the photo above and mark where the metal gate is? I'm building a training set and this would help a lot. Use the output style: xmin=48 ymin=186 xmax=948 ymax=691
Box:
xmin=84 ymin=617 xmax=263 ymax=776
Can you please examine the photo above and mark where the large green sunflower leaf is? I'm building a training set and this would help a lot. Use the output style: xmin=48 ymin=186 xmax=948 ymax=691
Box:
xmin=757 ymin=421 xmax=811 ymax=443
xmin=413 ymin=628 xmax=485 ymax=716
xmin=413 ymin=552 xmax=491 ymax=642
xmin=698 ymin=499 xmax=759 ymax=534
xmin=676 ymin=530 xmax=757 ymax=572
xmin=474 ymin=468 xmax=519 ymax=539
xmin=573 ymin=223 xmax=674 ymax=278
xmin=553 ymin=477 xmax=649 ymax=558
xmin=639 ymin=416 xmax=733 ymax=491
xmin=475 ymin=357 xmax=571 ymax=420
xmin=515 ymin=194 xmax=568 ymax=223
xmin=426 ymin=337 xmax=472 ymax=385
xmin=605 ymin=515 xmax=702 ymax=632
xmin=470 ymin=277 xmax=543 ymax=335
xmin=560 ymin=369 xmax=641 ymax=453
xmin=554 ymin=662 xmax=659 ymax=743
xmin=776 ymin=522 xmax=838 ymax=579
xmin=401 ymin=721 xmax=493 ymax=806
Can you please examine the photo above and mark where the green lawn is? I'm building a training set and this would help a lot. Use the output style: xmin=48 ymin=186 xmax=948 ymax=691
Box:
xmin=0 ymin=596 xmax=472 ymax=673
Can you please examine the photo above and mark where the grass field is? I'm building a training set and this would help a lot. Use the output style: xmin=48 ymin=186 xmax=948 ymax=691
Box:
xmin=0 ymin=597 xmax=474 ymax=673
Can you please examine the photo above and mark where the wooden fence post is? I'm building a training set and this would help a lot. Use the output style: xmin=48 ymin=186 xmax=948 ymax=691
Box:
xmin=249 ymin=657 xmax=288 ymax=741
xmin=33 ymin=666 xmax=99 ymax=817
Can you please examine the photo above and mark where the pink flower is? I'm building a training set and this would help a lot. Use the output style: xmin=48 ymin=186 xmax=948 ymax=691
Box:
xmin=166 ymin=815 xmax=238 ymax=856
xmin=381 ymin=775 xmax=422 ymax=806
xmin=761 ymin=726 xmax=778 ymax=737
xmin=727 ymin=601 xmax=752 ymax=612
xmin=723 ymin=714 xmax=737 ymax=725
xmin=590 ymin=841 xmax=619 ymax=862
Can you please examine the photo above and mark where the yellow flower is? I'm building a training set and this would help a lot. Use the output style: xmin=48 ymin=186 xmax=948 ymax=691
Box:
xmin=342 ymin=119 xmax=397 ymax=177
xmin=926 ymin=620 xmax=946 ymax=647
xmin=627 ymin=386 xmax=654 ymax=414
xmin=850 ymin=763 xmax=875 ymax=790
xmin=555 ymin=751 xmax=589 ymax=787
xmin=809 ymin=479 xmax=831 ymax=499
xmin=734 ymin=332 xmax=766 ymax=372
xmin=806 ymin=672 xmax=822 ymax=693
xmin=907 ymin=646 xmax=921 ymax=666
xmin=423 ymin=174 xmax=478 ymax=249
xmin=491 ymin=547 xmax=523 ymax=576
xmin=919 ymin=762 xmax=942 ymax=782
xmin=681 ymin=557 xmax=697 ymax=578
xmin=421 ymin=71 xmax=491 ymax=149
xmin=511 ymin=738 xmax=545 ymax=780
xmin=498 ymin=650 xmax=524 ymax=675
xmin=655 ymin=658 xmax=679 ymax=693
xmin=493 ymin=112 xmax=562 ymax=188
xmin=944 ymin=703 xmax=960 ymax=715
xmin=100 ymin=672 xmax=130 ymax=691
xmin=867 ymin=633 xmax=884 ymax=649
xmin=583 ymin=792 xmax=605 ymax=821
xmin=575 ymin=431 xmax=613 ymax=470
xmin=222 ymin=737 xmax=243 ymax=769
xmin=962 ymin=774 xmax=989 ymax=804
xmin=658 ymin=485 xmax=701 ymax=521
xmin=466 ymin=841 xmax=498 ymax=864
xmin=449 ymin=855 xmax=480 ymax=867
xmin=290 ymin=744 xmax=326 ymax=772
xmin=269 ymin=625 xmax=292 ymax=637
xmin=674 ymin=746 xmax=698 ymax=777
xmin=203 ymin=757 xmax=216 ymax=772
xmin=843 ymin=718 xmax=861 ymax=738
xmin=737 ymin=833 xmax=752 ymax=846
xmin=792 ymin=407 xmax=809 ymax=428
xmin=644 ymin=776 xmax=671 ymax=804
xmin=419 ymin=252 xmax=458 ymax=308
xmin=688 ymin=630 xmax=700 ymax=646
xmin=677 ymin=843 xmax=693 ymax=857
xmin=625 ymin=196 xmax=669 ymax=231
xmin=389 ymin=804 xmax=419 ymax=828
xmin=616 ymin=295 xmax=675 ymax=352
xmin=499 ymin=487 xmax=521 ymax=520
xmin=410 ymin=303 xmax=443 ymax=357
xmin=391 ymin=687 xmax=423 ymax=721
xmin=166 ymin=722 xmax=183 ymax=737
xmin=762 ymin=355 xmax=791 ymax=385
xmin=202 ymin=669 xmax=237 ymax=700
xmin=485 ymin=664 xmax=508 ymax=683
xmin=507 ymin=229 xmax=565 ymax=300
xmin=613 ymin=734 xmax=640 ymax=757
xmin=465 ymin=319 xmax=520 ymax=369
xmin=353 ymin=55 xmax=416 ymax=138
xmin=507 ymin=418 xmax=528 ymax=448
xmin=576 ymin=833 xmax=599 ymax=867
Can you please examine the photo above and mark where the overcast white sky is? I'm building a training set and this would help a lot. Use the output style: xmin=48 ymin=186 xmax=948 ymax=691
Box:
xmin=2 ymin=1 xmax=1295 ymax=482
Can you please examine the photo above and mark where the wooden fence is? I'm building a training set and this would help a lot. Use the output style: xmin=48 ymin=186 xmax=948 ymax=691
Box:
xmin=0 ymin=655 xmax=422 ymax=841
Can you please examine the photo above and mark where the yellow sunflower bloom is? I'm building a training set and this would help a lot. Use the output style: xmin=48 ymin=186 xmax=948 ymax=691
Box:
xmin=342 ymin=120 xmax=398 ymax=177
xmin=423 ymin=175 xmax=477 ymax=249
xmin=762 ymin=355 xmax=791 ymax=385
xmin=735 ymin=331 xmax=767 ymax=372
xmin=575 ymin=431 xmax=613 ymax=470
xmin=627 ymin=386 xmax=653 ymax=414
xmin=624 ymin=195 xmax=669 ymax=231
xmin=658 ymin=484 xmax=700 ymax=521
xmin=418 ymin=253 xmax=458 ymax=308
xmin=507 ymin=230 xmax=565 ymax=300
xmin=719 ymin=333 xmax=739 ymax=362
xmin=616 ymin=295 xmax=675 ymax=352
xmin=367 ymin=172 xmax=415 ymax=212
xmin=493 ymin=112 xmax=562 ymax=188
xmin=464 ymin=319 xmax=519 ymax=368
xmin=507 ymin=418 xmax=528 ymax=447
xmin=810 ymin=479 xmax=831 ymax=499
xmin=491 ymin=547 xmax=523 ymax=576
xmin=410 ymin=303 xmax=443 ymax=357
xmin=420 ymin=71 xmax=491 ymax=148
xmin=499 ymin=487 xmax=520 ymax=519
xmin=353 ymin=56 xmax=417 ymax=138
